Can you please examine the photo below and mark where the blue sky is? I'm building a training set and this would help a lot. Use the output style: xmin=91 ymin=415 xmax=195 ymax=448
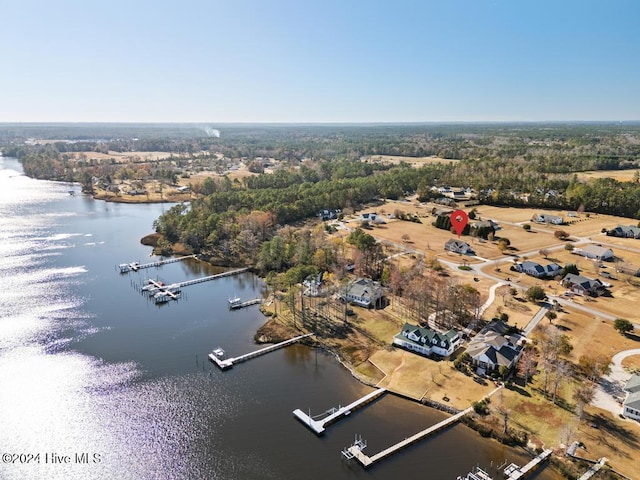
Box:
xmin=1 ymin=0 xmax=638 ymax=122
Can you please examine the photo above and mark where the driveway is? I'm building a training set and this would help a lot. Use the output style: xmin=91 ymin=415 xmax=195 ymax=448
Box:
xmin=592 ymin=348 xmax=640 ymax=416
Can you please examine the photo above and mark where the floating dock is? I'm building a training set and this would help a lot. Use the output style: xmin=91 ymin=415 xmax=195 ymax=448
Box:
xmin=118 ymin=254 xmax=197 ymax=273
xmin=209 ymin=333 xmax=314 ymax=370
xmin=293 ymin=388 xmax=386 ymax=435
xmin=503 ymin=449 xmax=552 ymax=480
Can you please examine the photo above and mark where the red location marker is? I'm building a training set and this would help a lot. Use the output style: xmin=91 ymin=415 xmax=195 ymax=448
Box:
xmin=450 ymin=209 xmax=469 ymax=237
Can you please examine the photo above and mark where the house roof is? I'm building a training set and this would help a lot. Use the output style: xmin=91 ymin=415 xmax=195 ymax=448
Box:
xmin=465 ymin=321 xmax=524 ymax=367
xmin=562 ymin=273 xmax=603 ymax=291
xmin=347 ymin=278 xmax=382 ymax=298
xmin=445 ymin=239 xmax=471 ymax=249
xmin=581 ymin=244 xmax=614 ymax=258
xmin=625 ymin=374 xmax=640 ymax=393
xmin=397 ymin=323 xmax=460 ymax=349
xmin=624 ymin=391 xmax=640 ymax=411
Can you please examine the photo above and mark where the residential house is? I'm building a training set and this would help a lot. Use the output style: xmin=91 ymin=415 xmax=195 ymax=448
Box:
xmin=532 ymin=213 xmax=564 ymax=225
xmin=607 ymin=225 xmax=640 ymax=239
xmin=573 ymin=244 xmax=614 ymax=261
xmin=359 ymin=212 xmax=385 ymax=224
xmin=623 ymin=374 xmax=640 ymax=421
xmin=339 ymin=278 xmax=383 ymax=308
xmin=514 ymin=261 xmax=562 ymax=278
xmin=318 ymin=209 xmax=340 ymax=221
xmin=445 ymin=239 xmax=474 ymax=255
xmin=303 ymin=272 xmax=324 ymax=297
xmin=464 ymin=321 xmax=525 ymax=374
xmin=561 ymin=273 xmax=606 ymax=296
xmin=393 ymin=323 xmax=461 ymax=357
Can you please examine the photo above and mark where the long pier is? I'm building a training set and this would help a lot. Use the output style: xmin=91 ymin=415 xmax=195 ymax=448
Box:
xmin=140 ymin=268 xmax=249 ymax=303
xmin=345 ymin=386 xmax=503 ymax=468
xmin=209 ymin=333 xmax=314 ymax=370
xmin=119 ymin=254 xmax=197 ymax=273
xmin=229 ymin=298 xmax=262 ymax=310
xmin=503 ymin=449 xmax=552 ymax=480
xmin=293 ymin=388 xmax=386 ymax=435
xmin=347 ymin=405 xmax=474 ymax=467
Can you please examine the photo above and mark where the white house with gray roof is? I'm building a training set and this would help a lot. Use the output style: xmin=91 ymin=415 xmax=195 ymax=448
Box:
xmin=339 ymin=278 xmax=383 ymax=308
xmin=393 ymin=323 xmax=461 ymax=357
xmin=623 ymin=374 xmax=640 ymax=421
xmin=573 ymin=244 xmax=614 ymax=261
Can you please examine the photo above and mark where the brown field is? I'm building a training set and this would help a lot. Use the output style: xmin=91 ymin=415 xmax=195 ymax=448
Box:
xmin=362 ymin=154 xmax=459 ymax=166
xmin=65 ymin=150 xmax=183 ymax=163
xmin=549 ymin=306 xmax=640 ymax=362
xmin=622 ymin=355 xmax=640 ymax=373
xmin=367 ymin=348 xmax=495 ymax=406
xmin=576 ymin=168 xmax=640 ymax=183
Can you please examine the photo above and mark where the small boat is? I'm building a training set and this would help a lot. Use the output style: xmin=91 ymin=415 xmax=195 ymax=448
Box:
xmin=228 ymin=296 xmax=241 ymax=308
xmin=212 ymin=347 xmax=225 ymax=357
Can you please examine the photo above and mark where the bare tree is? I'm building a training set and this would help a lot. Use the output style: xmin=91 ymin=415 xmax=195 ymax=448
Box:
xmin=573 ymin=383 xmax=596 ymax=420
xmin=517 ymin=347 xmax=537 ymax=385
xmin=552 ymin=360 xmax=571 ymax=405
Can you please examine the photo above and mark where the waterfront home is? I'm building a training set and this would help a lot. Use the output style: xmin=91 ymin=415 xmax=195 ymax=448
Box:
xmin=573 ymin=244 xmax=614 ymax=261
xmin=623 ymin=374 xmax=640 ymax=421
xmin=464 ymin=321 xmax=525 ymax=375
xmin=444 ymin=239 xmax=474 ymax=255
xmin=514 ymin=261 xmax=562 ymax=278
xmin=393 ymin=323 xmax=461 ymax=357
xmin=561 ymin=273 xmax=606 ymax=296
xmin=339 ymin=278 xmax=383 ymax=308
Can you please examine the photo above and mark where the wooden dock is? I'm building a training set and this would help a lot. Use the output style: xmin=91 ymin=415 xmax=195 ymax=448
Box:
xmin=346 ymin=386 xmax=503 ymax=469
xmin=229 ymin=298 xmax=262 ymax=310
xmin=293 ymin=388 xmax=386 ymax=435
xmin=209 ymin=333 xmax=315 ymax=370
xmin=140 ymin=268 xmax=249 ymax=303
xmin=347 ymin=405 xmax=474 ymax=467
xmin=119 ymin=254 xmax=197 ymax=273
xmin=503 ymin=449 xmax=552 ymax=479
xmin=577 ymin=458 xmax=607 ymax=480
xmin=457 ymin=466 xmax=494 ymax=480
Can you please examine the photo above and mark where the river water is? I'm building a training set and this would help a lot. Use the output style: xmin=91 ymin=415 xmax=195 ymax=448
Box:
xmin=0 ymin=157 xmax=559 ymax=480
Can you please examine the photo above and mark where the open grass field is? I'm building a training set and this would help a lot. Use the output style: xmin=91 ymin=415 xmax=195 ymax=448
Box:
xmin=576 ymin=168 xmax=640 ymax=182
xmin=65 ymin=150 xmax=182 ymax=163
xmin=362 ymin=154 xmax=460 ymax=166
